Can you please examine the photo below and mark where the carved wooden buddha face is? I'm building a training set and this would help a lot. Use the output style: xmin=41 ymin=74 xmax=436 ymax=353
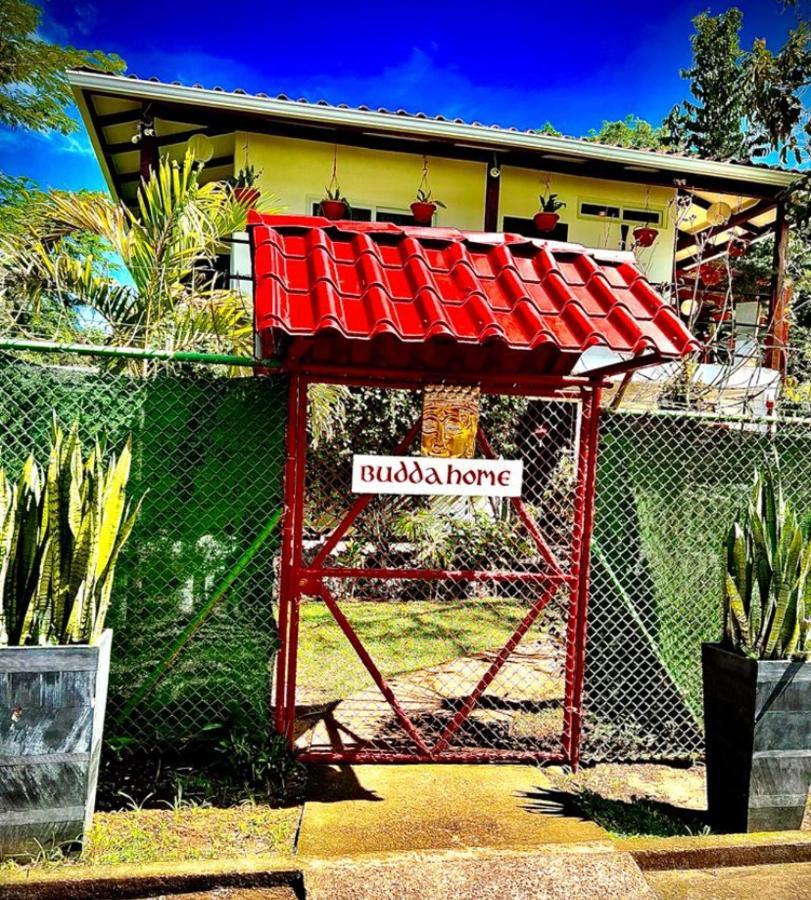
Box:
xmin=421 ymin=385 xmax=480 ymax=458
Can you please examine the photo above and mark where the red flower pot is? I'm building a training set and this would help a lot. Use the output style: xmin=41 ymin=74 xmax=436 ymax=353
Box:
xmin=533 ymin=211 xmax=559 ymax=233
xmin=699 ymin=264 xmax=724 ymax=287
xmin=320 ymin=199 xmax=348 ymax=220
xmin=411 ymin=201 xmax=437 ymax=225
xmin=728 ymin=239 xmax=748 ymax=258
xmin=234 ymin=187 xmax=260 ymax=207
xmin=633 ymin=226 xmax=658 ymax=248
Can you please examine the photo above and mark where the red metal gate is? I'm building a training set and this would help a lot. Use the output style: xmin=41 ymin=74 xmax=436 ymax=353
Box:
xmin=274 ymin=371 xmax=601 ymax=766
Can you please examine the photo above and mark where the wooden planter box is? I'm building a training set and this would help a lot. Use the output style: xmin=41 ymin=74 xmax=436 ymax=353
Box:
xmin=702 ymin=643 xmax=811 ymax=833
xmin=0 ymin=630 xmax=112 ymax=859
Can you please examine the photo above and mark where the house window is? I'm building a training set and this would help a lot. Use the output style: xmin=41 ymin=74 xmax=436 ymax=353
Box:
xmin=622 ymin=207 xmax=662 ymax=226
xmin=310 ymin=202 xmax=414 ymax=224
xmin=376 ymin=209 xmax=415 ymax=226
xmin=502 ymin=215 xmax=569 ymax=241
xmin=579 ymin=202 xmax=621 ymax=219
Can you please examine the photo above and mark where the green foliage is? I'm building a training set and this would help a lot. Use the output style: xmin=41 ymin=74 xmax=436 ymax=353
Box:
xmin=1 ymin=152 xmax=272 ymax=370
xmin=414 ymin=187 xmax=446 ymax=208
xmin=0 ymin=417 xmax=141 ymax=646
xmin=0 ymin=0 xmax=124 ymax=135
xmin=321 ymin=184 xmax=350 ymax=205
xmin=671 ymin=8 xmax=811 ymax=162
xmin=585 ymin=115 xmax=670 ymax=151
xmin=534 ymin=121 xmax=562 ymax=137
xmin=232 ymin=165 xmax=260 ymax=189
xmin=538 ymin=191 xmax=566 ymax=213
xmin=723 ymin=465 xmax=810 ymax=659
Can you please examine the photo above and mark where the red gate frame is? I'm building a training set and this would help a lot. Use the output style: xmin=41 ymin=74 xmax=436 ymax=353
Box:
xmin=274 ymin=368 xmax=603 ymax=768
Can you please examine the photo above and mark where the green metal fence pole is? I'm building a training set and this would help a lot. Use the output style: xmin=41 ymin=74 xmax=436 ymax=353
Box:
xmin=114 ymin=507 xmax=284 ymax=728
xmin=0 ymin=337 xmax=281 ymax=369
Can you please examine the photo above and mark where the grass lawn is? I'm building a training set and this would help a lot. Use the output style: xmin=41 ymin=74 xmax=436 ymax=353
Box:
xmin=296 ymin=597 xmax=542 ymax=700
xmin=0 ymin=805 xmax=299 ymax=872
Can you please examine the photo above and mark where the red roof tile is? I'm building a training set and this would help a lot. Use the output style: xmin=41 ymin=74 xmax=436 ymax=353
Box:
xmin=250 ymin=214 xmax=700 ymax=377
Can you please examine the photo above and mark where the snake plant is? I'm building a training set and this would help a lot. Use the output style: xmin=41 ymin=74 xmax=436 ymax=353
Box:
xmin=0 ymin=418 xmax=142 ymax=646
xmin=723 ymin=465 xmax=810 ymax=660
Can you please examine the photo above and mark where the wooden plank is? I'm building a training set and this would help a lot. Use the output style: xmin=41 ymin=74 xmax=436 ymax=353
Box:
xmin=0 ymin=752 xmax=89 ymax=767
xmin=0 ymin=806 xmax=86 ymax=826
xmin=0 ymin=647 xmax=98 ymax=673
xmin=0 ymin=706 xmax=93 ymax=756
xmin=1 ymin=761 xmax=89 ymax=812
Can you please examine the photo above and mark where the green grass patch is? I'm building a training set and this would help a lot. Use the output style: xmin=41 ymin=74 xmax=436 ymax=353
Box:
xmin=0 ymin=805 xmax=299 ymax=872
xmin=297 ymin=597 xmax=536 ymax=700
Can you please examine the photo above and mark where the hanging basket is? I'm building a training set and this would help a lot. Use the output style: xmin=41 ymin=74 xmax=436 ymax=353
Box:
xmin=320 ymin=199 xmax=348 ymax=221
xmin=728 ymin=238 xmax=748 ymax=258
xmin=533 ymin=211 xmax=559 ymax=233
xmin=411 ymin=201 xmax=437 ymax=225
xmin=699 ymin=263 xmax=725 ymax=287
xmin=633 ymin=226 xmax=658 ymax=248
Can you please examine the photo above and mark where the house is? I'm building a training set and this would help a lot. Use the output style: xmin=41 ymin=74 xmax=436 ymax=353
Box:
xmin=68 ymin=70 xmax=798 ymax=404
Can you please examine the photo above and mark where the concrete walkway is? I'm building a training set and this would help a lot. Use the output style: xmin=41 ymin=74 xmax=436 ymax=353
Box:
xmin=296 ymin=764 xmax=655 ymax=899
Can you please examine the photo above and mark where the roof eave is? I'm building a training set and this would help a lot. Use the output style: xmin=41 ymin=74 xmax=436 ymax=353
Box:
xmin=68 ymin=70 xmax=799 ymax=192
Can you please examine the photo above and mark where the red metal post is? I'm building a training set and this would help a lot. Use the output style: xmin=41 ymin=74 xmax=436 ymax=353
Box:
xmin=562 ymin=384 xmax=602 ymax=769
xmin=281 ymin=374 xmax=309 ymax=741
xmin=274 ymin=375 xmax=301 ymax=737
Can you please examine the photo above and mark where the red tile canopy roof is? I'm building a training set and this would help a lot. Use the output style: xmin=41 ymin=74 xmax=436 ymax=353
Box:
xmin=250 ymin=214 xmax=699 ymax=378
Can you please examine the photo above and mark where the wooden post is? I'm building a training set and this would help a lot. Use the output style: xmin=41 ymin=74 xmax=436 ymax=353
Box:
xmin=765 ymin=201 xmax=790 ymax=376
xmin=138 ymin=106 xmax=158 ymax=182
xmin=484 ymin=165 xmax=500 ymax=232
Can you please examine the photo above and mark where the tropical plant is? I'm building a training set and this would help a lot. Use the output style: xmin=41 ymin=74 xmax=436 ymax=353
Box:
xmin=538 ymin=192 xmax=566 ymax=213
xmin=232 ymin=165 xmax=260 ymax=189
xmin=723 ymin=465 xmax=810 ymax=660
xmin=0 ymin=152 xmax=269 ymax=373
xmin=414 ymin=187 xmax=446 ymax=208
xmin=0 ymin=417 xmax=142 ymax=646
xmin=320 ymin=183 xmax=351 ymax=208
xmin=0 ymin=0 xmax=124 ymax=136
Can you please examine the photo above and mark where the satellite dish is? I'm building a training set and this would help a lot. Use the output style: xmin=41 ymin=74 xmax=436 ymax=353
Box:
xmin=187 ymin=133 xmax=214 ymax=163
xmin=705 ymin=201 xmax=732 ymax=226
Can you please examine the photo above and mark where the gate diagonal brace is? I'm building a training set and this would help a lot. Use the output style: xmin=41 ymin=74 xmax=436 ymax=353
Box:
xmin=315 ymin=581 xmax=433 ymax=756
xmin=431 ymin=578 xmax=561 ymax=754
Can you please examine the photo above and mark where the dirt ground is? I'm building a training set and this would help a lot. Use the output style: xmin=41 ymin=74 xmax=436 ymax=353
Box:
xmin=544 ymin=762 xmax=811 ymax=836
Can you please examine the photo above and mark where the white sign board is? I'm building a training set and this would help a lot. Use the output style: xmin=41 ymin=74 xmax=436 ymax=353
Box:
xmin=351 ymin=455 xmax=523 ymax=498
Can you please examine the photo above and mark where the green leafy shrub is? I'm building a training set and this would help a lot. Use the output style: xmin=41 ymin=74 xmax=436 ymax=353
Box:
xmin=0 ymin=417 xmax=141 ymax=646
xmin=723 ymin=465 xmax=810 ymax=659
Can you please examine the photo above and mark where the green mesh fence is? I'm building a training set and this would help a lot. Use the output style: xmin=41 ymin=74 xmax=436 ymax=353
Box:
xmin=0 ymin=352 xmax=286 ymax=746
xmin=587 ymin=409 xmax=811 ymax=760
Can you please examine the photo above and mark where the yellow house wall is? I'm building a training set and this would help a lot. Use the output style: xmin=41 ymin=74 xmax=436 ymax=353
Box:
xmin=500 ymin=167 xmax=677 ymax=283
xmin=238 ymin=132 xmax=486 ymax=230
xmin=238 ymin=133 xmax=677 ymax=282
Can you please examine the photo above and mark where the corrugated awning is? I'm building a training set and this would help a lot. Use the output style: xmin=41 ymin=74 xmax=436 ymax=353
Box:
xmin=250 ymin=215 xmax=700 ymax=377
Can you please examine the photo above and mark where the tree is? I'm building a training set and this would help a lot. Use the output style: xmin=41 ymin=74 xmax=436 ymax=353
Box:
xmin=1 ymin=153 xmax=265 ymax=374
xmin=0 ymin=0 xmax=124 ymax=136
xmin=585 ymin=115 xmax=669 ymax=150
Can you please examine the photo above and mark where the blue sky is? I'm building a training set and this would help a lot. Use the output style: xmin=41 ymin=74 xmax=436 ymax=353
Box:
xmin=1 ymin=0 xmax=805 ymax=193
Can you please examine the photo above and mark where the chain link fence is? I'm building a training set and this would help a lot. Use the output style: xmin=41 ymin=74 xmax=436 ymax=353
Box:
xmin=587 ymin=408 xmax=811 ymax=760
xmin=0 ymin=351 xmax=286 ymax=746
xmin=0 ymin=345 xmax=809 ymax=760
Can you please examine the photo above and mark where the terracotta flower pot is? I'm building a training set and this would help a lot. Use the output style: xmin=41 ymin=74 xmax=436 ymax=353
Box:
xmin=320 ymin=199 xmax=348 ymax=220
xmin=700 ymin=264 xmax=724 ymax=287
xmin=633 ymin=226 xmax=658 ymax=248
xmin=234 ymin=187 xmax=260 ymax=207
xmin=533 ymin=211 xmax=559 ymax=233
xmin=410 ymin=201 xmax=437 ymax=225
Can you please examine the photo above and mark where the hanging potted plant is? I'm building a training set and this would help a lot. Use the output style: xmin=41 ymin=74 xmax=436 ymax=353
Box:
xmin=410 ymin=156 xmax=446 ymax=226
xmin=232 ymin=165 xmax=261 ymax=207
xmin=703 ymin=465 xmax=810 ymax=833
xmin=411 ymin=187 xmax=446 ymax=226
xmin=0 ymin=420 xmax=142 ymax=858
xmin=534 ymin=191 xmax=566 ymax=233
xmin=632 ymin=225 xmax=659 ymax=247
xmin=728 ymin=237 xmax=748 ymax=258
xmin=319 ymin=146 xmax=350 ymax=220
xmin=319 ymin=185 xmax=351 ymax=221
xmin=699 ymin=262 xmax=725 ymax=287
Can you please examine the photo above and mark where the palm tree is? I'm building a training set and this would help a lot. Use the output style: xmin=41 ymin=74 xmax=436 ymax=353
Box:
xmin=0 ymin=152 xmax=268 ymax=374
